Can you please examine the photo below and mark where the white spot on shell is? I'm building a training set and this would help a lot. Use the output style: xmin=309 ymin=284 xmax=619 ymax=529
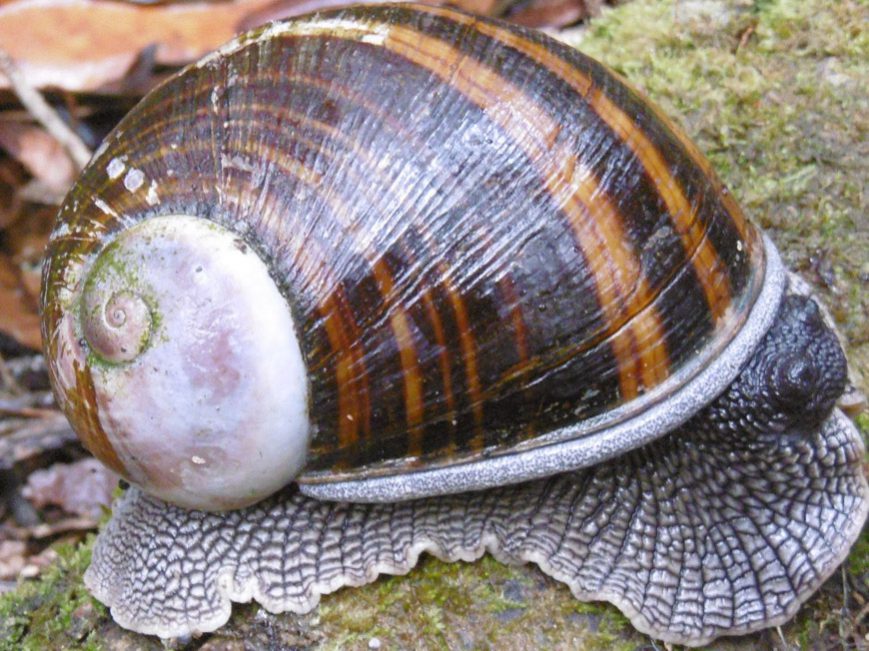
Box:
xmin=221 ymin=153 xmax=255 ymax=173
xmin=94 ymin=198 xmax=118 ymax=217
xmin=52 ymin=221 xmax=72 ymax=239
xmin=56 ymin=286 xmax=74 ymax=305
xmin=146 ymin=181 xmax=160 ymax=206
xmin=91 ymin=139 xmax=110 ymax=162
xmin=359 ymin=23 xmax=389 ymax=45
xmin=191 ymin=456 xmax=206 ymax=465
xmin=124 ymin=168 xmax=145 ymax=192
xmin=107 ymin=157 xmax=126 ymax=179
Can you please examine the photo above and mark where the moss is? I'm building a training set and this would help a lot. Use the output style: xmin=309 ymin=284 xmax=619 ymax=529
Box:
xmin=848 ymin=533 xmax=869 ymax=577
xmin=0 ymin=539 xmax=105 ymax=651
xmin=313 ymin=555 xmax=647 ymax=649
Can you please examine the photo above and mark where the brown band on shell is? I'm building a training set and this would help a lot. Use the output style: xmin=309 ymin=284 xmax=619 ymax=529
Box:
xmin=496 ymin=275 xmax=536 ymax=441
xmin=399 ymin=3 xmax=749 ymax=323
xmin=71 ymin=358 xmax=126 ymax=477
xmin=416 ymin=260 xmax=458 ymax=453
xmin=361 ymin=20 xmax=670 ymax=401
xmin=371 ymin=258 xmax=426 ymax=458
xmin=438 ymin=262 xmax=485 ymax=451
xmin=586 ymin=87 xmax=733 ymax=321
xmin=564 ymin=159 xmax=671 ymax=398
xmin=319 ymin=294 xmax=364 ymax=459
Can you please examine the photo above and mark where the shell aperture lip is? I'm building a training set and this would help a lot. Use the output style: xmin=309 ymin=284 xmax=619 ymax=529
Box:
xmin=74 ymin=215 xmax=310 ymax=511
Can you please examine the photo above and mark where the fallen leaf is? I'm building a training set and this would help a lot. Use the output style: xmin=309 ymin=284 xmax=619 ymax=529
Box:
xmin=238 ymin=0 xmax=409 ymax=30
xmin=0 ymin=539 xmax=26 ymax=580
xmin=0 ymin=253 xmax=41 ymax=351
xmin=0 ymin=413 xmax=77 ymax=471
xmin=22 ymin=458 xmax=119 ymax=518
xmin=0 ymin=0 xmax=280 ymax=92
xmin=29 ymin=517 xmax=102 ymax=539
xmin=4 ymin=202 xmax=54 ymax=266
xmin=0 ymin=121 xmax=76 ymax=193
xmin=0 ymin=156 xmax=26 ymax=230
xmin=457 ymin=0 xmax=501 ymax=15
xmin=506 ymin=0 xmax=603 ymax=28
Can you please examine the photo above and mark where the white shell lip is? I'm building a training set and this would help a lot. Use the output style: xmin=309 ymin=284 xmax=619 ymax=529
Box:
xmin=80 ymin=215 xmax=310 ymax=511
xmin=301 ymin=234 xmax=789 ymax=503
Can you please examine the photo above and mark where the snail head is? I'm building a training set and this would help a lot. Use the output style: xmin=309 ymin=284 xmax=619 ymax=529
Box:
xmin=703 ymin=292 xmax=847 ymax=446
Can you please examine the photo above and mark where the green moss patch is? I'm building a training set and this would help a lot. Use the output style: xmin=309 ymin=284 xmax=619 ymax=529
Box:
xmin=0 ymin=540 xmax=105 ymax=651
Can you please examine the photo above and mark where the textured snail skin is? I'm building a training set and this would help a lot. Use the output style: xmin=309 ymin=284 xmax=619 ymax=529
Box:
xmin=87 ymin=407 xmax=866 ymax=646
xmin=39 ymin=3 xmax=868 ymax=645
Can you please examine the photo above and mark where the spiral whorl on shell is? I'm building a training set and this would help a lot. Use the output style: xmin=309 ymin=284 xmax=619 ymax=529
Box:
xmin=42 ymin=3 xmax=772 ymax=509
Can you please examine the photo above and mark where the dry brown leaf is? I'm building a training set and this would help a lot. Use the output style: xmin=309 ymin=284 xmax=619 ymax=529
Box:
xmin=506 ymin=0 xmax=601 ymax=28
xmin=0 ymin=156 xmax=26 ymax=230
xmin=0 ymin=253 xmax=41 ymax=351
xmin=0 ymin=539 xmax=27 ymax=580
xmin=451 ymin=0 xmax=501 ymax=16
xmin=0 ymin=414 xmax=77 ymax=470
xmin=22 ymin=458 xmax=118 ymax=519
xmin=0 ymin=0 xmax=615 ymax=94
xmin=4 ymin=203 xmax=54 ymax=266
xmin=0 ymin=0 xmax=278 ymax=92
xmin=238 ymin=0 xmax=404 ymax=30
xmin=0 ymin=121 xmax=76 ymax=193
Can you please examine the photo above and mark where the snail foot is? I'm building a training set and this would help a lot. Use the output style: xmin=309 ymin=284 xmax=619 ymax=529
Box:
xmin=84 ymin=409 xmax=867 ymax=645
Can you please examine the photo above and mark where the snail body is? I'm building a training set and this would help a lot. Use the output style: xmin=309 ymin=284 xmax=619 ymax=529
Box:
xmin=41 ymin=4 xmax=867 ymax=644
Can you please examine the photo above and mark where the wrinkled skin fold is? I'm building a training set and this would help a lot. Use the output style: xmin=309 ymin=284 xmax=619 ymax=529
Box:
xmin=86 ymin=409 xmax=867 ymax=646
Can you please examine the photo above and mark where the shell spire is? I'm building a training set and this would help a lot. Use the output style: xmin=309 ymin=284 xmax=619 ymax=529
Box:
xmin=44 ymin=215 xmax=310 ymax=510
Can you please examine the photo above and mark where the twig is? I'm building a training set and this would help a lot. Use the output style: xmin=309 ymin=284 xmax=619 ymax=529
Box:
xmin=0 ymin=351 xmax=23 ymax=395
xmin=0 ymin=389 xmax=55 ymax=414
xmin=0 ymin=48 xmax=92 ymax=170
xmin=842 ymin=564 xmax=849 ymax=608
xmin=30 ymin=516 xmax=100 ymax=539
xmin=0 ymin=403 xmax=60 ymax=419
xmin=775 ymin=626 xmax=788 ymax=649
xmin=734 ymin=23 xmax=757 ymax=54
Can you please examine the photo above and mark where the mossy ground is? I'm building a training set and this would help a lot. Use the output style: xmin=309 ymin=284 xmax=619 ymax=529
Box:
xmin=1 ymin=0 xmax=866 ymax=648
xmin=0 ymin=540 xmax=105 ymax=651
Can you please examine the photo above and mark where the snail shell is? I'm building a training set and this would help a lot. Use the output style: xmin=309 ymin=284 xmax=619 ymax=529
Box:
xmin=43 ymin=3 xmax=793 ymax=510
xmin=41 ymin=4 xmax=868 ymax=644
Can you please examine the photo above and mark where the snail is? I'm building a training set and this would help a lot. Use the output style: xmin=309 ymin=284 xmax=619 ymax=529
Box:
xmin=40 ymin=3 xmax=867 ymax=646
